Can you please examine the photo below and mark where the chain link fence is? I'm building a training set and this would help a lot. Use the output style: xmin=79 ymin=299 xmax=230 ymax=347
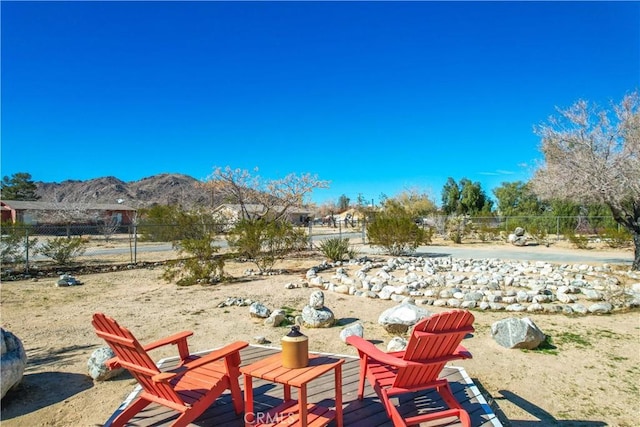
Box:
xmin=0 ymin=215 xmax=625 ymax=274
xmin=0 ymin=221 xmax=368 ymax=273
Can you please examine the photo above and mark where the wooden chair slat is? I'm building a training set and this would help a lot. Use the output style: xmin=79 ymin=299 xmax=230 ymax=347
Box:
xmin=347 ymin=309 xmax=475 ymax=427
xmin=92 ymin=312 xmax=248 ymax=426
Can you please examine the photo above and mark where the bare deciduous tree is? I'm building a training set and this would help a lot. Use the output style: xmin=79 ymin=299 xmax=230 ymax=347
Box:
xmin=202 ymin=167 xmax=327 ymax=273
xmin=530 ymin=91 xmax=640 ymax=270
xmin=204 ymin=166 xmax=330 ymax=220
xmin=39 ymin=197 xmax=93 ymax=238
xmin=386 ymin=186 xmax=437 ymax=219
xmin=97 ymin=212 xmax=120 ymax=242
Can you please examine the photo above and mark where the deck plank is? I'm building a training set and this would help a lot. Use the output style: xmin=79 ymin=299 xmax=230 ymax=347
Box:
xmin=105 ymin=345 xmax=503 ymax=427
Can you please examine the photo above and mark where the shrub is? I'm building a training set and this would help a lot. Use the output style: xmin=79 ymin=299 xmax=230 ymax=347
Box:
xmin=600 ymin=227 xmax=632 ymax=249
xmin=0 ymin=223 xmax=39 ymax=267
xmin=566 ymin=231 xmax=590 ymax=249
xmin=162 ymin=235 xmax=225 ymax=286
xmin=475 ymin=224 xmax=495 ymax=242
xmin=226 ymin=218 xmax=308 ymax=273
xmin=446 ymin=215 xmax=469 ymax=244
xmin=366 ymin=203 xmax=430 ymax=256
xmin=527 ymin=223 xmax=549 ymax=246
xmin=318 ymin=237 xmax=351 ymax=262
xmin=449 ymin=230 xmax=463 ymax=244
xmin=39 ymin=237 xmax=87 ymax=265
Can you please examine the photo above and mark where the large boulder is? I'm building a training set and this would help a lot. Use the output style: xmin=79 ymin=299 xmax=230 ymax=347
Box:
xmin=1 ymin=328 xmax=28 ymax=398
xmin=301 ymin=305 xmax=335 ymax=328
xmin=301 ymin=291 xmax=335 ymax=328
xmin=56 ymin=273 xmax=83 ymax=287
xmin=387 ymin=337 xmax=408 ymax=352
xmin=339 ymin=323 xmax=364 ymax=343
xmin=87 ymin=347 xmax=124 ymax=381
xmin=264 ymin=309 xmax=286 ymax=327
xmin=588 ymin=302 xmax=613 ymax=314
xmin=309 ymin=290 xmax=325 ymax=309
xmin=249 ymin=302 xmax=271 ymax=318
xmin=378 ymin=302 xmax=431 ymax=334
xmin=491 ymin=317 xmax=546 ymax=350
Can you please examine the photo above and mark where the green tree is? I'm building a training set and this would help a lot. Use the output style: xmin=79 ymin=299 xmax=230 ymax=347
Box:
xmin=459 ymin=178 xmax=493 ymax=215
xmin=441 ymin=177 xmax=492 ymax=215
xmin=1 ymin=173 xmax=40 ymax=200
xmin=337 ymin=194 xmax=350 ymax=211
xmin=530 ymin=91 xmax=640 ymax=269
xmin=493 ymin=181 xmax=546 ymax=216
xmin=441 ymin=177 xmax=460 ymax=215
xmin=366 ymin=201 xmax=431 ymax=256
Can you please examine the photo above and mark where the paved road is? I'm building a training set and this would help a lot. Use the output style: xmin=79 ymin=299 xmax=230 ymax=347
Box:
xmin=42 ymin=232 xmax=632 ymax=267
xmin=358 ymin=242 xmax=633 ymax=266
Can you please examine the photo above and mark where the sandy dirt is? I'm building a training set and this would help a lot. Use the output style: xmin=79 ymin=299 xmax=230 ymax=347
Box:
xmin=1 ymin=242 xmax=639 ymax=426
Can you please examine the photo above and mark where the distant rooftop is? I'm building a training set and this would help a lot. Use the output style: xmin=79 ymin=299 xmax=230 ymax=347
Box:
xmin=1 ymin=200 xmax=137 ymax=211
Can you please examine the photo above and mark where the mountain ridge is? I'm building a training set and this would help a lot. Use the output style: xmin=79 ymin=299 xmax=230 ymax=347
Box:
xmin=35 ymin=173 xmax=211 ymax=208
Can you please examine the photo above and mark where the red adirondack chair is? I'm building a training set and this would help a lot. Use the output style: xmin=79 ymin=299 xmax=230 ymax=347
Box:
xmin=346 ymin=309 xmax=475 ymax=427
xmin=92 ymin=313 xmax=248 ymax=427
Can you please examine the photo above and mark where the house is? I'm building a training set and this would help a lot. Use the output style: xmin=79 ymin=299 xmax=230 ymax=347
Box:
xmin=211 ymin=204 xmax=313 ymax=226
xmin=0 ymin=200 xmax=137 ymax=226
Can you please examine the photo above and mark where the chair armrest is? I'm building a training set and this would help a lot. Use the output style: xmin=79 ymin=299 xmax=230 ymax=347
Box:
xmin=158 ymin=341 xmax=249 ymax=382
xmin=152 ymin=372 xmax=177 ymax=383
xmin=143 ymin=330 xmax=194 ymax=352
xmin=403 ymin=345 xmax=473 ymax=366
xmin=454 ymin=344 xmax=473 ymax=360
xmin=182 ymin=341 xmax=249 ymax=371
xmin=105 ymin=356 xmax=121 ymax=370
xmin=346 ymin=336 xmax=409 ymax=368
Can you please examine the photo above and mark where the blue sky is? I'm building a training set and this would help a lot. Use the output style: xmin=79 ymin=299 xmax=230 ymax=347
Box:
xmin=2 ymin=1 xmax=638 ymax=206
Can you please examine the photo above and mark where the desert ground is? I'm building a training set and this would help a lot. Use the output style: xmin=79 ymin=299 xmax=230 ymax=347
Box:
xmin=1 ymin=240 xmax=639 ymax=426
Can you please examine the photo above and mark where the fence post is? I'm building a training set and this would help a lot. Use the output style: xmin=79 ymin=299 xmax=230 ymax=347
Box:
xmin=128 ymin=225 xmax=133 ymax=264
xmin=25 ymin=227 xmax=30 ymax=273
xmin=134 ymin=224 xmax=138 ymax=264
xmin=308 ymin=220 xmax=313 ymax=250
xmin=556 ymin=217 xmax=560 ymax=241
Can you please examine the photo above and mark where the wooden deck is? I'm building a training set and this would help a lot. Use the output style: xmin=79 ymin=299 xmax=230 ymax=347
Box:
xmin=105 ymin=345 xmax=503 ymax=427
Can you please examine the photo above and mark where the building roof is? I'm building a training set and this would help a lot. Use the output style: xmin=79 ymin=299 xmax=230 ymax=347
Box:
xmin=0 ymin=200 xmax=137 ymax=211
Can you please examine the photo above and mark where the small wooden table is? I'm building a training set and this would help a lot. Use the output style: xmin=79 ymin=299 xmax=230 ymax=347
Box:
xmin=241 ymin=353 xmax=344 ymax=427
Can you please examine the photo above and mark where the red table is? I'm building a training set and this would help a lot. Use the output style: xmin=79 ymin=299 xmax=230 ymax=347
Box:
xmin=241 ymin=353 xmax=344 ymax=427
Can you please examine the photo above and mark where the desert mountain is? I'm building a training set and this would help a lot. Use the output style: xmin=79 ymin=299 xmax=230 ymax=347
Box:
xmin=36 ymin=174 xmax=212 ymax=208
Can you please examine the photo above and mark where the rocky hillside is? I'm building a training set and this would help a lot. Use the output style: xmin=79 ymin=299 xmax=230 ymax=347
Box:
xmin=36 ymin=174 xmax=212 ymax=208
